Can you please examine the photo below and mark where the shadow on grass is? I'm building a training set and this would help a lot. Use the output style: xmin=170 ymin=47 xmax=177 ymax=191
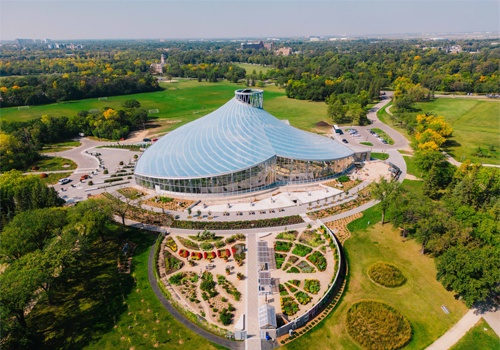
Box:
xmin=26 ymin=225 xmax=156 ymax=350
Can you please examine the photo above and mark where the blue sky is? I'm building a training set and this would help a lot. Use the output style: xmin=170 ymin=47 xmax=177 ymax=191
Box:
xmin=1 ymin=1 xmax=498 ymax=40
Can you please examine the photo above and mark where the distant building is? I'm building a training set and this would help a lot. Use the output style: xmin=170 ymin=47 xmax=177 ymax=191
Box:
xmin=263 ymin=42 xmax=274 ymax=50
xmin=310 ymin=37 xmax=320 ymax=42
xmin=274 ymin=47 xmax=293 ymax=56
xmin=241 ymin=41 xmax=264 ymax=50
xmin=150 ymin=54 xmax=167 ymax=74
xmin=448 ymin=45 xmax=462 ymax=54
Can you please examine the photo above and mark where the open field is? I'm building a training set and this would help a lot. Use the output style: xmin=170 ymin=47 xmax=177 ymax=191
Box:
xmin=2 ymin=79 xmax=333 ymax=134
xmin=283 ymin=204 xmax=468 ymax=350
xmin=449 ymin=318 xmax=499 ymax=350
xmin=37 ymin=172 xmax=73 ymax=185
xmin=26 ymin=225 xmax=228 ymax=350
xmin=234 ymin=63 xmax=272 ymax=75
xmin=413 ymin=99 xmax=500 ymax=165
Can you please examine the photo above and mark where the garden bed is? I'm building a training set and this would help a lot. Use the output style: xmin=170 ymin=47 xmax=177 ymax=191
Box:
xmin=164 ymin=253 xmax=183 ymax=274
xmin=145 ymin=196 xmax=195 ymax=211
xmin=291 ymin=243 xmax=312 ymax=257
xmin=165 ymin=236 xmax=177 ymax=252
xmin=368 ymin=262 xmax=407 ymax=288
xmin=294 ymin=291 xmax=312 ymax=305
xmin=177 ymin=236 xmax=200 ymax=250
xmin=307 ymin=251 xmax=327 ymax=271
xmin=275 ymin=253 xmax=287 ymax=269
xmin=297 ymin=260 xmax=315 ymax=273
xmin=281 ymin=297 xmax=299 ymax=316
xmin=275 ymin=241 xmax=293 ymax=252
xmin=298 ymin=230 xmax=325 ymax=247
xmin=171 ymin=215 xmax=304 ymax=230
xmin=304 ymin=279 xmax=320 ymax=294
xmin=276 ymin=230 xmax=299 ymax=240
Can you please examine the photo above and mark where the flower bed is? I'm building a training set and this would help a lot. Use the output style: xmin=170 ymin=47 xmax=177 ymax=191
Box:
xmin=179 ymin=249 xmax=189 ymax=258
xmin=298 ymin=230 xmax=325 ymax=247
xmin=204 ymin=251 xmax=216 ymax=260
xmin=275 ymin=253 xmax=286 ymax=269
xmin=281 ymin=297 xmax=299 ymax=316
xmin=217 ymin=275 xmax=242 ymax=301
xmin=285 ymin=283 xmax=298 ymax=292
xmin=275 ymin=241 xmax=293 ymax=252
xmin=294 ymin=291 xmax=312 ymax=305
xmin=276 ymin=230 xmax=299 ymax=240
xmin=145 ymin=196 xmax=195 ymax=211
xmin=217 ymin=249 xmax=231 ymax=259
xmin=324 ymin=178 xmax=362 ymax=191
xmin=287 ymin=256 xmax=299 ymax=264
xmin=165 ymin=236 xmax=177 ymax=252
xmin=287 ymin=266 xmax=300 ymax=273
xmin=307 ymin=251 xmax=327 ymax=271
xmin=177 ymin=237 xmax=200 ymax=250
xmin=297 ymin=260 xmax=315 ymax=273
xmin=171 ymin=215 xmax=304 ymax=230
xmin=279 ymin=284 xmax=289 ymax=296
xmin=304 ymin=279 xmax=320 ymax=294
xmin=288 ymin=280 xmax=301 ymax=287
xmin=291 ymin=243 xmax=312 ymax=257
xmin=191 ymin=252 xmax=202 ymax=260
xmin=232 ymin=243 xmax=246 ymax=261
xmin=164 ymin=254 xmax=183 ymax=273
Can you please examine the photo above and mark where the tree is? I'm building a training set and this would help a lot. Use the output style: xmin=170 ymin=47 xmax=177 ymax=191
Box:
xmin=110 ymin=194 xmax=133 ymax=225
xmin=422 ymin=164 xmax=440 ymax=199
xmin=371 ymin=177 xmax=403 ymax=224
xmin=122 ymin=99 xmax=141 ymax=109
xmin=1 ymin=207 xmax=68 ymax=259
xmin=436 ymin=243 xmax=500 ymax=307
xmin=69 ymin=198 xmax=112 ymax=242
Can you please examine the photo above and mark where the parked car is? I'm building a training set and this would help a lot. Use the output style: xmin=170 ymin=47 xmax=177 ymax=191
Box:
xmin=143 ymin=138 xmax=151 ymax=142
xmin=342 ymin=139 xmax=349 ymax=143
xmin=58 ymin=178 xmax=71 ymax=185
xmin=152 ymin=138 xmax=158 ymax=142
xmin=382 ymin=140 xmax=388 ymax=144
xmin=80 ymin=174 xmax=89 ymax=180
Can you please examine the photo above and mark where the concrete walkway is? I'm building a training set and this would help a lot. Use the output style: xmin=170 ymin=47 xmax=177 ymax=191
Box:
xmin=245 ymin=234 xmax=261 ymax=350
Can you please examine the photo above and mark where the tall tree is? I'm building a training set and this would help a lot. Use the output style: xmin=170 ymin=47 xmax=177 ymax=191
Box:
xmin=371 ymin=177 xmax=403 ymax=224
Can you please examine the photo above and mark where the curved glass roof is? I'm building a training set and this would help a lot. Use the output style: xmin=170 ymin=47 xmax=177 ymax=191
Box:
xmin=135 ymin=95 xmax=354 ymax=179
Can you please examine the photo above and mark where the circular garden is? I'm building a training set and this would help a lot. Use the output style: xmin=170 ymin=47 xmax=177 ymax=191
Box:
xmin=368 ymin=262 xmax=407 ymax=288
xmin=346 ymin=301 xmax=412 ymax=350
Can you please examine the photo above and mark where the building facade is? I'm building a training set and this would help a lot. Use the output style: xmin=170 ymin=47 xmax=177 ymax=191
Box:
xmin=135 ymin=89 xmax=356 ymax=197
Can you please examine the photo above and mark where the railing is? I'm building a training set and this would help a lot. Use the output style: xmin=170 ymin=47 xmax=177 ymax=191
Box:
xmin=276 ymin=220 xmax=343 ymax=338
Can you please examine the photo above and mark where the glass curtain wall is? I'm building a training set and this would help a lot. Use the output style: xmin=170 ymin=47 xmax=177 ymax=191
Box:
xmin=135 ymin=155 xmax=354 ymax=196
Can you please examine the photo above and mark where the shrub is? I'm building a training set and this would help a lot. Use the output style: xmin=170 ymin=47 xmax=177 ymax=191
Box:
xmin=368 ymin=262 xmax=407 ymax=288
xmin=88 ymin=181 xmax=93 ymax=186
xmin=304 ymin=279 xmax=320 ymax=294
xmin=119 ymin=161 xmax=124 ymax=165
xmin=103 ymin=169 xmax=109 ymax=174
xmin=221 ymin=297 xmax=227 ymax=302
xmin=307 ymin=251 xmax=327 ymax=271
xmin=40 ymin=173 xmax=48 ymax=178
xmin=275 ymin=241 xmax=293 ymax=252
xmin=292 ymin=243 xmax=312 ymax=257
xmin=219 ymin=308 xmax=233 ymax=326
xmin=200 ymin=242 xmax=214 ymax=251
xmin=287 ymin=266 xmax=300 ymax=273
xmin=337 ymin=175 xmax=350 ymax=182
xmin=168 ymin=272 xmax=184 ymax=286
xmin=346 ymin=301 xmax=412 ymax=350
xmin=177 ymin=237 xmax=199 ymax=250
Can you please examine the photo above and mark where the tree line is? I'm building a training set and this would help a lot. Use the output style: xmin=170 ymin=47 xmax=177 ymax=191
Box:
xmin=0 ymin=99 xmax=147 ymax=171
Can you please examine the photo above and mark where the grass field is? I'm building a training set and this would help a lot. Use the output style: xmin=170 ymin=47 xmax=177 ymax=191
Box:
xmin=370 ymin=152 xmax=389 ymax=160
xmin=234 ymin=63 xmax=272 ymax=75
xmin=282 ymin=204 xmax=468 ymax=350
xmin=413 ymin=99 xmax=500 ymax=165
xmin=403 ymin=156 xmax=422 ymax=178
xmin=1 ymin=80 xmax=334 ymax=134
xmin=25 ymin=156 xmax=77 ymax=172
xmin=37 ymin=172 xmax=73 ymax=185
xmin=449 ymin=318 xmax=499 ymax=350
xmin=26 ymin=225 xmax=227 ymax=350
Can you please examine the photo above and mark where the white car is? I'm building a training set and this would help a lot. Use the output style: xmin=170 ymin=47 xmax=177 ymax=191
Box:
xmin=58 ymin=178 xmax=71 ymax=185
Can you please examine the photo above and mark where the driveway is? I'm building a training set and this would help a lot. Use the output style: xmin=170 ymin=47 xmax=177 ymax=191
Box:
xmin=332 ymin=93 xmax=410 ymax=151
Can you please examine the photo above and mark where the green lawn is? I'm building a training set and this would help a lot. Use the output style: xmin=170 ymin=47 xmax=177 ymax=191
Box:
xmin=25 ymin=156 xmax=77 ymax=172
xmin=404 ymin=156 xmax=423 ymax=178
xmin=2 ymin=79 xmax=333 ymax=133
xmin=412 ymin=99 xmax=499 ymax=165
xmin=283 ymin=204 xmax=468 ymax=350
xmin=26 ymin=225 xmax=228 ymax=350
xmin=449 ymin=318 xmax=499 ymax=350
xmin=370 ymin=152 xmax=389 ymax=160
xmin=235 ymin=63 xmax=272 ymax=75
xmin=401 ymin=179 xmax=424 ymax=194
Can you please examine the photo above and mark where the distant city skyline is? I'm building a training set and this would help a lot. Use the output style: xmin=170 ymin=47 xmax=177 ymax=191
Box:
xmin=1 ymin=1 xmax=498 ymax=41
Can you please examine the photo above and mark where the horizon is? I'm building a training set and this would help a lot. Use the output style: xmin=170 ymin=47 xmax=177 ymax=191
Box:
xmin=1 ymin=1 xmax=498 ymax=41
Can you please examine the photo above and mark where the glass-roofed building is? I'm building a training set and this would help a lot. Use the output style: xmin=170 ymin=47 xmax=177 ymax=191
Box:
xmin=135 ymin=89 xmax=362 ymax=197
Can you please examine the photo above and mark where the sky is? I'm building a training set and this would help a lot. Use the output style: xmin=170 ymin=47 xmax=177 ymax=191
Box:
xmin=1 ymin=1 xmax=499 ymax=40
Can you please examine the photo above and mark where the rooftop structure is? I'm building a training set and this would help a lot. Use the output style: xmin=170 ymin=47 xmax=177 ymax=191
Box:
xmin=135 ymin=89 xmax=356 ymax=197
xmin=259 ymin=304 xmax=277 ymax=329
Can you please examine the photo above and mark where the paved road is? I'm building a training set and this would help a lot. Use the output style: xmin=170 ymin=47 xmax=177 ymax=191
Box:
xmin=332 ymin=93 xmax=410 ymax=151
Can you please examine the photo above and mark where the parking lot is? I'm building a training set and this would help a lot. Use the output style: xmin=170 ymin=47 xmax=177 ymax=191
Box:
xmin=335 ymin=126 xmax=390 ymax=148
